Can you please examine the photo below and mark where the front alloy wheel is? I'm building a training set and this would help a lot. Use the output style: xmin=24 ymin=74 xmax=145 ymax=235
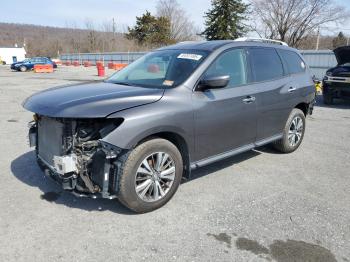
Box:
xmin=118 ymin=138 xmax=183 ymax=213
xmin=135 ymin=152 xmax=176 ymax=202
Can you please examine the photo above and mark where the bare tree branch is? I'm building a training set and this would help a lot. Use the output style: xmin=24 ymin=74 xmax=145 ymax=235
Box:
xmin=250 ymin=0 xmax=349 ymax=47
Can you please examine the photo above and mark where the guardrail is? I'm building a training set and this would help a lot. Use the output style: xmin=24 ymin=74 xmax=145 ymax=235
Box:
xmin=60 ymin=52 xmax=147 ymax=66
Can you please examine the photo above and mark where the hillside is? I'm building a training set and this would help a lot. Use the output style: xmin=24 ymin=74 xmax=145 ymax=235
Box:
xmin=0 ymin=22 xmax=143 ymax=57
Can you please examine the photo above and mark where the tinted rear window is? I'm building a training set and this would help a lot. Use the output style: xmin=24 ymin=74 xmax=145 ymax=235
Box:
xmin=250 ymin=48 xmax=284 ymax=82
xmin=279 ymin=50 xmax=306 ymax=74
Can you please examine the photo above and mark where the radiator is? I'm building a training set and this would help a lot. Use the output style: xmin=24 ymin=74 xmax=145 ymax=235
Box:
xmin=37 ymin=117 xmax=64 ymax=167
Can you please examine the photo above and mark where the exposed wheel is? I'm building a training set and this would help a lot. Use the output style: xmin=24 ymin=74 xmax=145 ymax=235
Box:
xmin=19 ymin=66 xmax=27 ymax=72
xmin=273 ymin=108 xmax=305 ymax=153
xmin=118 ymin=138 xmax=183 ymax=213
xmin=323 ymin=93 xmax=333 ymax=105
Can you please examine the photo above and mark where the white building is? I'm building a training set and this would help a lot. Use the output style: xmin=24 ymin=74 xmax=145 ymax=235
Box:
xmin=0 ymin=47 xmax=26 ymax=64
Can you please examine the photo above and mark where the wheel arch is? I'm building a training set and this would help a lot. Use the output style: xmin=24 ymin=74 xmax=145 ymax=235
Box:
xmin=136 ymin=131 xmax=191 ymax=179
xmin=295 ymin=102 xmax=309 ymax=116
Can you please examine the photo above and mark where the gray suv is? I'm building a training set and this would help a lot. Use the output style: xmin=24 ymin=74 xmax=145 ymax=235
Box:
xmin=23 ymin=40 xmax=315 ymax=213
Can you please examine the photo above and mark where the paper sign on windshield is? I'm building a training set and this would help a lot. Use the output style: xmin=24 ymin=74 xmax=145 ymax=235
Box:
xmin=177 ymin=53 xmax=203 ymax=61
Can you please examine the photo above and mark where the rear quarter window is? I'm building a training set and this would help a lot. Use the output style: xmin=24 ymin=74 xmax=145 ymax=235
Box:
xmin=249 ymin=48 xmax=284 ymax=82
xmin=279 ymin=50 xmax=306 ymax=74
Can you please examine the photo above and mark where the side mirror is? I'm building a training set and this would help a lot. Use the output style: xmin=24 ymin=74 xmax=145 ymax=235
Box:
xmin=197 ymin=75 xmax=230 ymax=91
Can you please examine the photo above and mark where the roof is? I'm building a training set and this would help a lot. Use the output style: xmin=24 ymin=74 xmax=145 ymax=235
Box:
xmin=157 ymin=40 xmax=296 ymax=52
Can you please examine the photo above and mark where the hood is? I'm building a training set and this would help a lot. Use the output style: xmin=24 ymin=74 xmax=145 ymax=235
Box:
xmin=327 ymin=65 xmax=350 ymax=77
xmin=333 ymin=46 xmax=350 ymax=65
xmin=23 ymin=82 xmax=164 ymax=118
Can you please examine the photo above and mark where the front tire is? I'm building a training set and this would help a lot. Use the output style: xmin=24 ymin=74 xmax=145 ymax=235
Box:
xmin=273 ymin=108 xmax=306 ymax=153
xmin=118 ymin=138 xmax=183 ymax=213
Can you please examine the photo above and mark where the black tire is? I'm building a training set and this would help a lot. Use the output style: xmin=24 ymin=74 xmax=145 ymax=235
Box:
xmin=273 ymin=108 xmax=306 ymax=153
xmin=19 ymin=65 xmax=27 ymax=72
xmin=117 ymin=138 xmax=183 ymax=213
xmin=323 ymin=93 xmax=333 ymax=105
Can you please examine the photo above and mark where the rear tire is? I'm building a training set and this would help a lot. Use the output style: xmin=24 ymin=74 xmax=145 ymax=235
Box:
xmin=19 ymin=66 xmax=27 ymax=72
xmin=117 ymin=138 xmax=183 ymax=213
xmin=273 ymin=108 xmax=306 ymax=153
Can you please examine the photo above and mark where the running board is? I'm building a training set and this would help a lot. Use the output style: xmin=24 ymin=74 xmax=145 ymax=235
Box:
xmin=190 ymin=134 xmax=283 ymax=169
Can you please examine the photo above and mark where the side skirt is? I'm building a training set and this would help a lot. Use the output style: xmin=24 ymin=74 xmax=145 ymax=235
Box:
xmin=190 ymin=133 xmax=283 ymax=170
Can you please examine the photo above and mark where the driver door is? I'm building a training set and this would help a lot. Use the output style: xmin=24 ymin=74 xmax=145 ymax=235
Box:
xmin=192 ymin=48 xmax=258 ymax=162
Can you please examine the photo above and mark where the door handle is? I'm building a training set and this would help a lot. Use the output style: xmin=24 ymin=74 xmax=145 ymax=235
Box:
xmin=288 ymin=87 xmax=297 ymax=93
xmin=242 ymin=96 xmax=256 ymax=104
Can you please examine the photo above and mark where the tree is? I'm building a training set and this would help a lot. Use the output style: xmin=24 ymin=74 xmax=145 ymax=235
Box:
xmin=126 ymin=11 xmax=174 ymax=47
xmin=251 ymin=0 xmax=349 ymax=48
xmin=156 ymin=0 xmax=197 ymax=41
xmin=202 ymin=0 xmax=249 ymax=40
xmin=332 ymin=32 xmax=347 ymax=48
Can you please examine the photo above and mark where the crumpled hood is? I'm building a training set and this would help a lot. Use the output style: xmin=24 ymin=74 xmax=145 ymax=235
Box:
xmin=334 ymin=46 xmax=350 ymax=65
xmin=23 ymin=82 xmax=164 ymax=118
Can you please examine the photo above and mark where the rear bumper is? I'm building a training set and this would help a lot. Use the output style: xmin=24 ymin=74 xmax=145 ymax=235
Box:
xmin=308 ymin=99 xmax=316 ymax=115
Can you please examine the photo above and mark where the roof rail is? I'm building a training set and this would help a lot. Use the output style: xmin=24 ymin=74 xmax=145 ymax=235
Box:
xmin=234 ymin=37 xmax=288 ymax=46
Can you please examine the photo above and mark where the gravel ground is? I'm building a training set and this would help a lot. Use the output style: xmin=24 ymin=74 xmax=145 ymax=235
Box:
xmin=0 ymin=65 xmax=349 ymax=262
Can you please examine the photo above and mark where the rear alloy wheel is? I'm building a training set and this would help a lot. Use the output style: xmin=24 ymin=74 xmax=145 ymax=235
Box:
xmin=273 ymin=108 xmax=306 ymax=153
xmin=19 ymin=66 xmax=27 ymax=72
xmin=118 ymin=138 xmax=183 ymax=213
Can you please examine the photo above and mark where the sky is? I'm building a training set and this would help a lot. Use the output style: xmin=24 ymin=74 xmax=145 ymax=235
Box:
xmin=0 ymin=0 xmax=349 ymax=33
xmin=0 ymin=0 xmax=212 ymax=30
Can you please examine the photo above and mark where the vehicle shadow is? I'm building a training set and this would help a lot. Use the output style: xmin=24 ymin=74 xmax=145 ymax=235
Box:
xmin=11 ymin=149 xmax=262 ymax=214
xmin=187 ymin=150 xmax=261 ymax=182
xmin=10 ymin=151 xmax=135 ymax=215
xmin=314 ymin=94 xmax=350 ymax=109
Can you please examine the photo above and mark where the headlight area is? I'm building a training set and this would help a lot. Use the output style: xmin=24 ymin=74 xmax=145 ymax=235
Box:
xmin=30 ymin=115 xmax=125 ymax=199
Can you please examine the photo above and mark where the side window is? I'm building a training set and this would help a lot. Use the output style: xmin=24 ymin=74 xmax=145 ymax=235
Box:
xmin=204 ymin=49 xmax=247 ymax=87
xmin=249 ymin=48 xmax=284 ymax=82
xmin=279 ymin=50 xmax=306 ymax=74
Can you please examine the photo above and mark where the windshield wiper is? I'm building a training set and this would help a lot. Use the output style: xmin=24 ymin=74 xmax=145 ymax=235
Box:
xmin=112 ymin=81 xmax=133 ymax=86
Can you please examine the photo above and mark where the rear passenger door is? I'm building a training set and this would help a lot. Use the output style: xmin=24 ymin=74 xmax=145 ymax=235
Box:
xmin=247 ymin=47 xmax=293 ymax=142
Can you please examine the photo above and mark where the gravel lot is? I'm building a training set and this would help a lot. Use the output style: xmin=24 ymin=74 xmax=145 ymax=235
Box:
xmin=1 ymin=65 xmax=349 ymax=262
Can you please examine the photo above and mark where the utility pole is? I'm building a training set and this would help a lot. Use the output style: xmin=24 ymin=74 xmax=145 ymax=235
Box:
xmin=316 ymin=28 xmax=320 ymax=50
xmin=112 ymin=18 xmax=116 ymax=35
xmin=112 ymin=18 xmax=116 ymax=50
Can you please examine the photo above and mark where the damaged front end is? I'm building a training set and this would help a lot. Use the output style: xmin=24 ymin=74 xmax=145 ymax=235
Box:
xmin=29 ymin=115 xmax=124 ymax=199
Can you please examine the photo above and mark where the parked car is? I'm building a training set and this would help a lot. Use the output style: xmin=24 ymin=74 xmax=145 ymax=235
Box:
xmin=323 ymin=46 xmax=350 ymax=104
xmin=11 ymin=57 xmax=57 ymax=72
xmin=23 ymin=39 xmax=315 ymax=213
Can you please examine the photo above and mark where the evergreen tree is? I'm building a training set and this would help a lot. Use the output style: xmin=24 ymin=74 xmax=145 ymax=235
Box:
xmin=332 ymin=32 xmax=347 ymax=48
xmin=202 ymin=0 xmax=249 ymax=40
xmin=126 ymin=11 xmax=174 ymax=47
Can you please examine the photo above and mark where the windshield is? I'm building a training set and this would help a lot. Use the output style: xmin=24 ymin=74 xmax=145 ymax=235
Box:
xmin=106 ymin=49 xmax=209 ymax=88
xmin=340 ymin=62 xmax=350 ymax=67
